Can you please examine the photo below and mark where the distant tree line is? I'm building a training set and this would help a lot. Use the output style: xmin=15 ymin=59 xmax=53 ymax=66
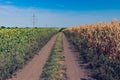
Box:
xmin=0 ymin=26 xmax=6 ymax=28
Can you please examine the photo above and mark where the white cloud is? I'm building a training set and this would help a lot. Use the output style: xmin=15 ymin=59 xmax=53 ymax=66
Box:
xmin=0 ymin=5 xmax=120 ymax=27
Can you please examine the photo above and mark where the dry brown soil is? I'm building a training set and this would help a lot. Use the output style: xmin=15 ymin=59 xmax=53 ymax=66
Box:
xmin=8 ymin=33 xmax=89 ymax=80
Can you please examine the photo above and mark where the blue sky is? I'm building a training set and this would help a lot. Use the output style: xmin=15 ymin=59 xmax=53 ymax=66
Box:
xmin=0 ymin=0 xmax=120 ymax=27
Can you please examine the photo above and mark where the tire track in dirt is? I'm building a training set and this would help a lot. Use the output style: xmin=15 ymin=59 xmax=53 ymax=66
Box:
xmin=8 ymin=34 xmax=58 ymax=80
xmin=63 ymin=33 xmax=86 ymax=80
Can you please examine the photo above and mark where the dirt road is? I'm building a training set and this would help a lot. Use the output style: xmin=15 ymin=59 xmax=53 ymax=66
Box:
xmin=8 ymin=34 xmax=58 ymax=80
xmin=63 ymin=34 xmax=86 ymax=80
xmin=8 ymin=33 xmax=88 ymax=80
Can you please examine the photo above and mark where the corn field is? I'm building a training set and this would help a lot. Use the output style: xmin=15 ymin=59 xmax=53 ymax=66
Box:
xmin=64 ymin=20 xmax=120 ymax=80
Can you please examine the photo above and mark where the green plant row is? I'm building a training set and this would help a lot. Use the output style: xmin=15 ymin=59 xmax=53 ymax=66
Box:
xmin=0 ymin=28 xmax=58 ymax=80
xmin=64 ymin=21 xmax=120 ymax=80
xmin=40 ymin=33 xmax=65 ymax=80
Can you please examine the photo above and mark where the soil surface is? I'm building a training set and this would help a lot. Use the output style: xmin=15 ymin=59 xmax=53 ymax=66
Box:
xmin=8 ymin=33 xmax=89 ymax=80
xmin=8 ymin=34 xmax=58 ymax=80
xmin=63 ymin=34 xmax=87 ymax=80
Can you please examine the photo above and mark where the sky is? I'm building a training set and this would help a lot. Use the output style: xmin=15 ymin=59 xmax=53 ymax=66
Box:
xmin=0 ymin=0 xmax=120 ymax=27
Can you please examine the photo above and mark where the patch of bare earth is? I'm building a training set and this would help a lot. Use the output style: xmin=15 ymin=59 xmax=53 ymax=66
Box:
xmin=63 ymin=34 xmax=88 ymax=80
xmin=8 ymin=34 xmax=58 ymax=80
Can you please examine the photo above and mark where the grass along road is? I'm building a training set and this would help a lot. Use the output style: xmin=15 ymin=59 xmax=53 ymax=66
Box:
xmin=40 ymin=32 xmax=66 ymax=80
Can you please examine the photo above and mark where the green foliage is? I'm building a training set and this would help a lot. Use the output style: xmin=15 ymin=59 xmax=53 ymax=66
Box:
xmin=0 ymin=28 xmax=57 ymax=79
xmin=41 ymin=33 xmax=64 ymax=80
xmin=0 ymin=26 xmax=6 ymax=28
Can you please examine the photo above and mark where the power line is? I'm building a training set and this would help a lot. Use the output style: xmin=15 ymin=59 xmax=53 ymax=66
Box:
xmin=33 ymin=14 xmax=35 ymax=27
xmin=46 ymin=24 xmax=48 ymax=27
